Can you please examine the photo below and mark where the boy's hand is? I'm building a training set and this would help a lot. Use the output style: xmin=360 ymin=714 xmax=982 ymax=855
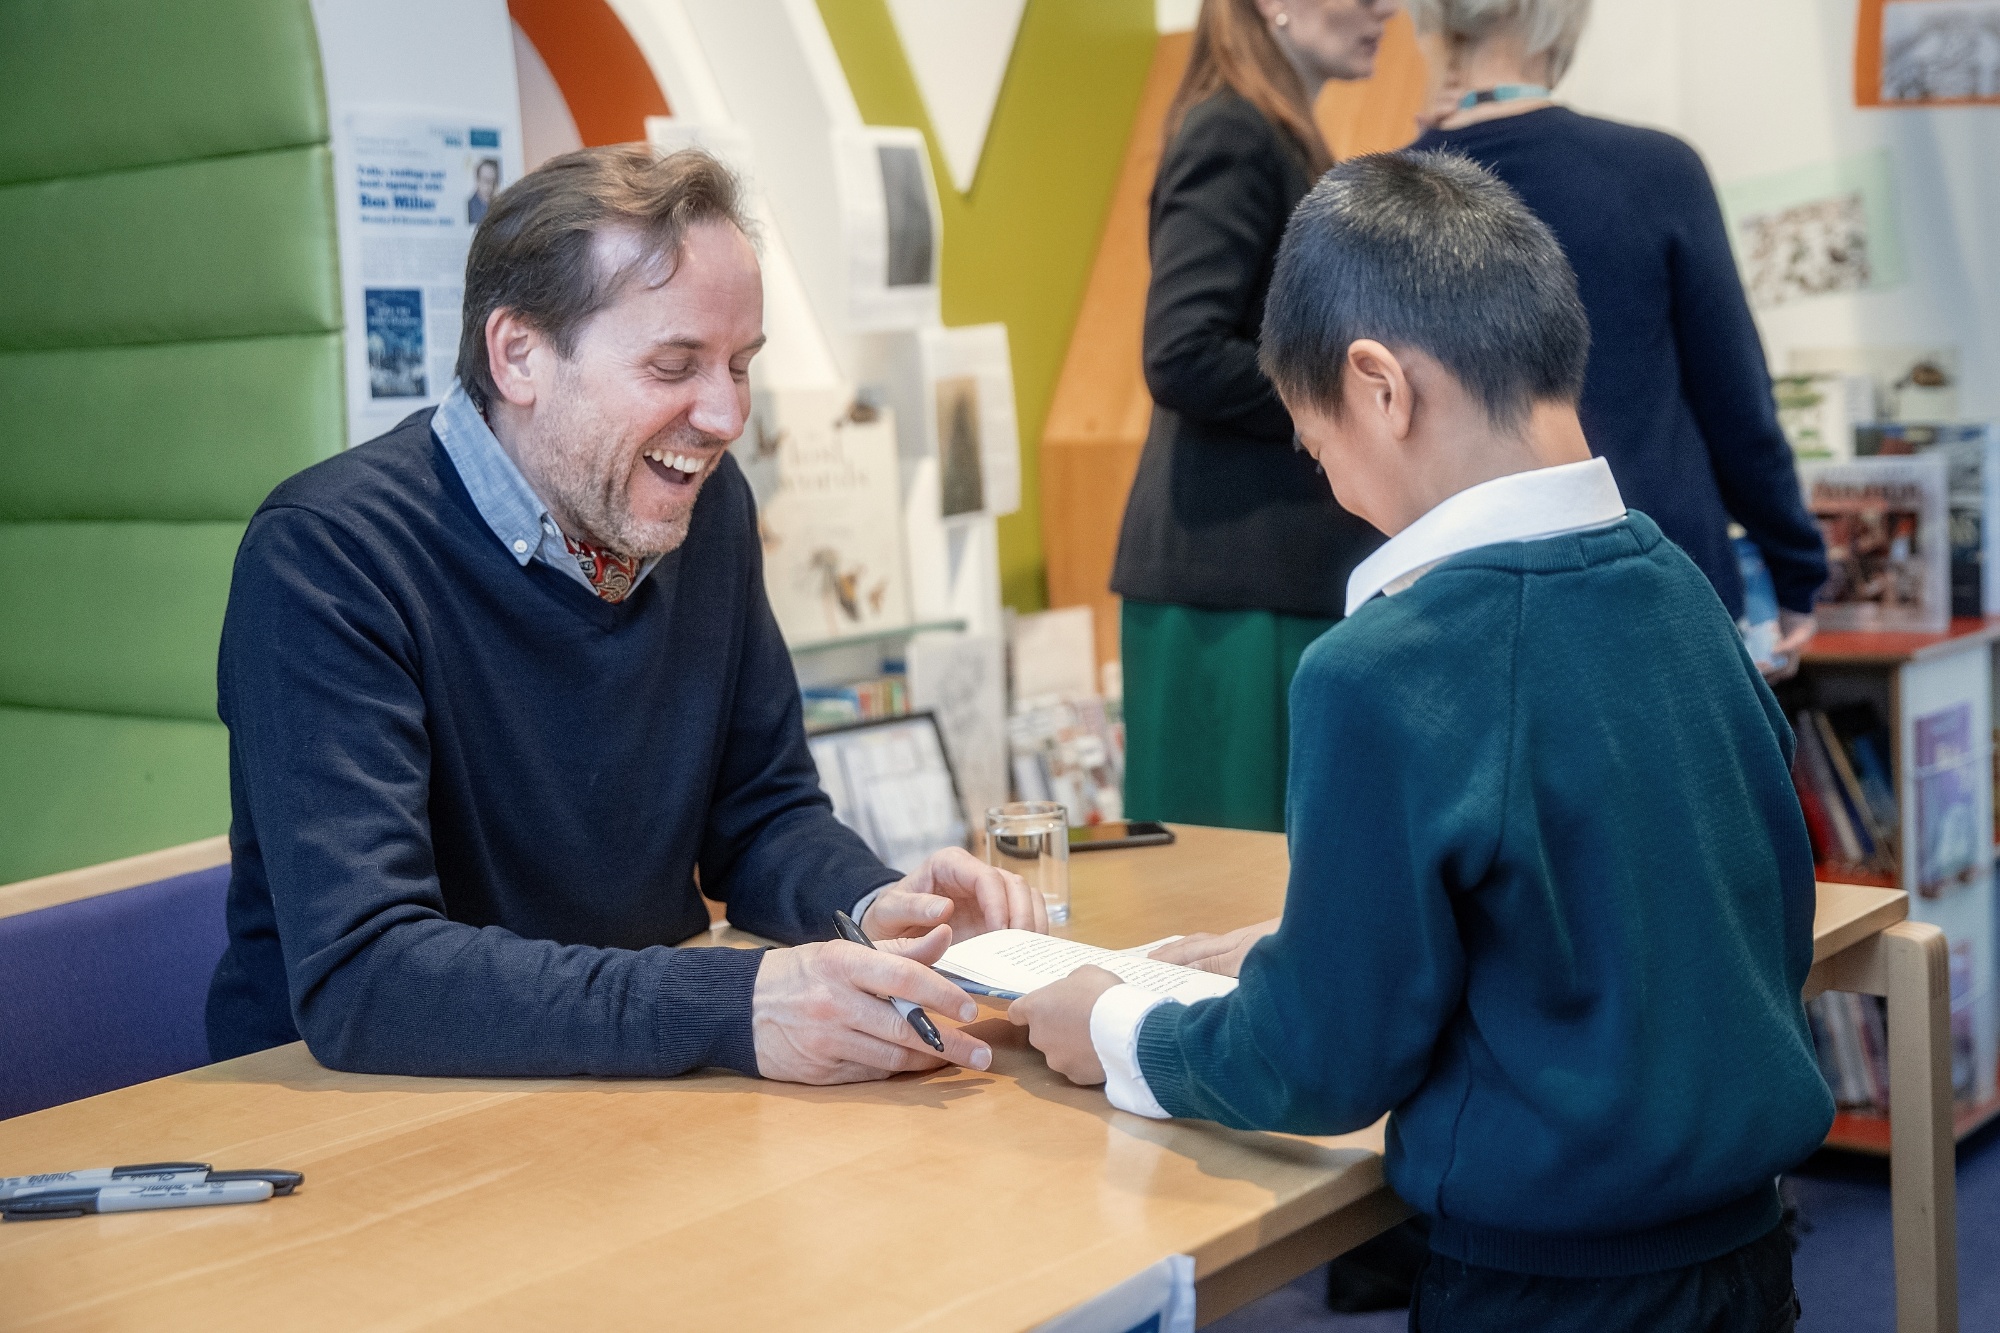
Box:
xmin=1147 ymin=918 xmax=1280 ymax=977
xmin=1008 ymin=965 xmax=1123 ymax=1085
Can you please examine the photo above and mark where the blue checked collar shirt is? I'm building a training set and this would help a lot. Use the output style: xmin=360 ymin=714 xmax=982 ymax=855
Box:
xmin=430 ymin=382 xmax=663 ymax=596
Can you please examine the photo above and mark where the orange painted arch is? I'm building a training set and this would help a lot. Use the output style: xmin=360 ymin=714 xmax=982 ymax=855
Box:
xmin=509 ymin=0 xmax=670 ymax=145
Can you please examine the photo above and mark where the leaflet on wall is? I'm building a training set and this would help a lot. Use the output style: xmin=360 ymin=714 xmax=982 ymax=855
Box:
xmin=1720 ymin=150 xmax=1903 ymax=309
xmin=1799 ymin=455 xmax=1950 ymax=632
xmin=336 ymin=109 xmax=507 ymax=444
xmin=834 ymin=125 xmax=943 ymax=331
xmin=919 ymin=323 xmax=1021 ymax=519
xmin=734 ymin=388 xmax=913 ymax=647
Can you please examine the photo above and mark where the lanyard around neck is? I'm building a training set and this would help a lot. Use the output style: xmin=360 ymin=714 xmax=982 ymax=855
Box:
xmin=1459 ymin=84 xmax=1550 ymax=109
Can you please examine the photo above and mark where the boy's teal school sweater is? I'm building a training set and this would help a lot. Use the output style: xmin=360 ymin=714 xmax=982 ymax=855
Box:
xmin=1134 ymin=512 xmax=1835 ymax=1278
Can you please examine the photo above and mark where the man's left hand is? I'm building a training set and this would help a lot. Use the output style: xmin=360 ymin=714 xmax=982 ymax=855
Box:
xmin=860 ymin=846 xmax=1047 ymax=943
xmin=1007 ymin=965 xmax=1122 ymax=1085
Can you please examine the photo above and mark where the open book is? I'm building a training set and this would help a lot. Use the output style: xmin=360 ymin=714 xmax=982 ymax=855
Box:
xmin=937 ymin=929 xmax=1238 ymax=1003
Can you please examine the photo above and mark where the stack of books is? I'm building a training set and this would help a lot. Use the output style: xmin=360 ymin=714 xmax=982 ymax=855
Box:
xmin=1008 ymin=696 xmax=1125 ymax=826
xmin=1808 ymin=991 xmax=1890 ymax=1112
xmin=1792 ymin=705 xmax=1898 ymax=881
xmin=802 ymin=674 xmax=909 ymax=732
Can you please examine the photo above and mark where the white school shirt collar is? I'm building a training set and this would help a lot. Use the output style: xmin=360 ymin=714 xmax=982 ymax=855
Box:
xmin=1342 ymin=457 xmax=1628 ymax=616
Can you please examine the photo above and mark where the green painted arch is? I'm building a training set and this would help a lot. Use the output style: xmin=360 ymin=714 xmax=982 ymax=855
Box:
xmin=815 ymin=0 xmax=1158 ymax=611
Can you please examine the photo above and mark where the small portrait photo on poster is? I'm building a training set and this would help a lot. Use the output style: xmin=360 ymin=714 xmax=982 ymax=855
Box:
xmin=936 ymin=374 xmax=986 ymax=519
xmin=467 ymin=156 xmax=501 ymax=224
xmin=365 ymin=288 xmax=427 ymax=400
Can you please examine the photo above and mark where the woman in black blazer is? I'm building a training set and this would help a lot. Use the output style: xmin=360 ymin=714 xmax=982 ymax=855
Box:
xmin=1113 ymin=0 xmax=1393 ymax=832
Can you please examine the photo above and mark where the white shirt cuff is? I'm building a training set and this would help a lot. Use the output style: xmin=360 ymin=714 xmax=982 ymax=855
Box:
xmin=1091 ymin=983 xmax=1174 ymax=1119
xmin=850 ymin=885 xmax=890 ymax=930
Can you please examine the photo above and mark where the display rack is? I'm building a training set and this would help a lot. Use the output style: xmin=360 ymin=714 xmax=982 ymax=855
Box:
xmin=1791 ymin=617 xmax=2000 ymax=1155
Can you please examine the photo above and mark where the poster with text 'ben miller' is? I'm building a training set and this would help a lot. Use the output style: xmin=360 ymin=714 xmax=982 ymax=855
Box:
xmin=335 ymin=110 xmax=508 ymax=445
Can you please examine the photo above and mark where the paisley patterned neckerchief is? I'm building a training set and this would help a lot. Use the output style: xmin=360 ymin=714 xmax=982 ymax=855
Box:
xmin=562 ymin=532 xmax=641 ymax=604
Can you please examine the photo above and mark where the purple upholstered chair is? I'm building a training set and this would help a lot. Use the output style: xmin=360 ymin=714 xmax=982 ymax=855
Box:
xmin=0 ymin=865 xmax=230 ymax=1120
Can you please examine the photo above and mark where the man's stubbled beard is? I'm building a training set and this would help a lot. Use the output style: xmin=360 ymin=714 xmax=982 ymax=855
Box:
xmin=525 ymin=358 xmax=722 ymax=558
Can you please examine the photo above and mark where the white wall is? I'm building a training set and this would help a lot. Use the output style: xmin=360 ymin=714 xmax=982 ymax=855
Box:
xmin=1563 ymin=0 xmax=2000 ymax=417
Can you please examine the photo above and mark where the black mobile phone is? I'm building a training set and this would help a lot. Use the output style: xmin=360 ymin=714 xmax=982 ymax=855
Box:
xmin=1067 ymin=820 xmax=1175 ymax=852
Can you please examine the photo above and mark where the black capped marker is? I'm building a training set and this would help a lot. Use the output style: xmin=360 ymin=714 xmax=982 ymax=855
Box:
xmin=832 ymin=909 xmax=947 ymax=1052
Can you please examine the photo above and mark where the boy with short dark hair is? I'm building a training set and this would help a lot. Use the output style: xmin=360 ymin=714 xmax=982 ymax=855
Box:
xmin=1010 ymin=151 xmax=1834 ymax=1332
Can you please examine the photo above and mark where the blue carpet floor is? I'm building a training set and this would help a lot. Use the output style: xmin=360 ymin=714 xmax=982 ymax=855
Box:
xmin=1210 ymin=1122 xmax=1998 ymax=1331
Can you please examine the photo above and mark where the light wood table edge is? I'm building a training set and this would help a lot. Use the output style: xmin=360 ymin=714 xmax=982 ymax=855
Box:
xmin=0 ymin=835 xmax=229 ymax=922
xmin=1806 ymin=912 xmax=1959 ymax=1333
xmin=1194 ymin=1180 xmax=1412 ymax=1326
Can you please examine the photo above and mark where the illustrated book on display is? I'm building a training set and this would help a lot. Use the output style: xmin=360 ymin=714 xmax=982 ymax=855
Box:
xmin=732 ymin=388 xmax=912 ymax=648
xmin=1853 ymin=422 xmax=2000 ymax=617
xmin=1798 ymin=455 xmax=1950 ymax=633
xmin=936 ymin=930 xmax=1236 ymax=1002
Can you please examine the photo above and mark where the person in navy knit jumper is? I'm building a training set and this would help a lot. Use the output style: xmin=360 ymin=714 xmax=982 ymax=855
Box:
xmin=1405 ymin=0 xmax=1826 ymax=680
xmin=1011 ymin=151 xmax=1834 ymax=1332
xmin=207 ymin=146 xmax=1047 ymax=1085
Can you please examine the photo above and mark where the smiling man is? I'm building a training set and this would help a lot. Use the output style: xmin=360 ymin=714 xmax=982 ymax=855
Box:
xmin=206 ymin=146 xmax=1043 ymax=1084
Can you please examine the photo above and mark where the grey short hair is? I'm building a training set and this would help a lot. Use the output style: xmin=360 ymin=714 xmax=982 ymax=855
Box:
xmin=1259 ymin=151 xmax=1589 ymax=429
xmin=1407 ymin=0 xmax=1592 ymax=85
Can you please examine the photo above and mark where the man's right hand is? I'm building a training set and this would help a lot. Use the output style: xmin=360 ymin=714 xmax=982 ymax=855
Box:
xmin=751 ymin=927 xmax=993 ymax=1084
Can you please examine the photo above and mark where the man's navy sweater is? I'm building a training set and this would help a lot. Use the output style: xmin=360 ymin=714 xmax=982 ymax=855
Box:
xmin=205 ymin=411 xmax=897 ymax=1075
xmin=1414 ymin=109 xmax=1827 ymax=618
xmin=1135 ymin=515 xmax=1835 ymax=1277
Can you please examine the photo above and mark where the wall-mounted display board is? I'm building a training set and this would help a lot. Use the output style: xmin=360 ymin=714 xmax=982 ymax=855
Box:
xmin=333 ymin=109 xmax=510 ymax=443
xmin=1855 ymin=0 xmax=2000 ymax=107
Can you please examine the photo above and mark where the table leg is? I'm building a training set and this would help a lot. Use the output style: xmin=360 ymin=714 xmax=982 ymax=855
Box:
xmin=1883 ymin=921 xmax=1958 ymax=1333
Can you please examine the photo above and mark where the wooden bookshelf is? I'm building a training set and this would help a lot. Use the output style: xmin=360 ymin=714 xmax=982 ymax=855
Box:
xmin=1804 ymin=615 xmax=2000 ymax=666
xmin=1792 ymin=618 xmax=2000 ymax=1156
xmin=1824 ymin=1066 xmax=2000 ymax=1156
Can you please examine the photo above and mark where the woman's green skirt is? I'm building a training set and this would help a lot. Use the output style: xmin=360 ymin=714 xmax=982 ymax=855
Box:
xmin=1120 ymin=598 xmax=1336 ymax=833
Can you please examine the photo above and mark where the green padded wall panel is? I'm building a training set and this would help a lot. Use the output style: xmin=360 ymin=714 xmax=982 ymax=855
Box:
xmin=0 ymin=523 xmax=243 ymax=722
xmin=0 ymin=333 xmax=344 ymax=521
xmin=0 ymin=0 xmax=327 ymax=189
xmin=0 ymin=706 xmax=230 ymax=883
xmin=0 ymin=146 xmax=341 ymax=353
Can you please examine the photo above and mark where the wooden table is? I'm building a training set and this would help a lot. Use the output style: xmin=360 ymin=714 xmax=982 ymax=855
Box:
xmin=1805 ymin=882 xmax=1958 ymax=1333
xmin=0 ymin=825 xmax=1408 ymax=1332
xmin=0 ymin=835 xmax=1960 ymax=1330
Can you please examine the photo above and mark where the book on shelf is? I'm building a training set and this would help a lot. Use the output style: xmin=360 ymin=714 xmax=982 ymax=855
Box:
xmin=802 ymin=674 xmax=908 ymax=732
xmin=1808 ymin=991 xmax=1890 ymax=1112
xmin=1854 ymin=421 xmax=2000 ymax=617
xmin=1791 ymin=705 xmax=1897 ymax=878
xmin=1798 ymin=455 xmax=1950 ymax=633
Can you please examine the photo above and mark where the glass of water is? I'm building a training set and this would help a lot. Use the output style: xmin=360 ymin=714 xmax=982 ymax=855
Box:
xmin=985 ymin=801 xmax=1070 ymax=925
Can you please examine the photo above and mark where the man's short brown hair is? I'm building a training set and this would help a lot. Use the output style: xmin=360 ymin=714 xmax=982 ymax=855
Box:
xmin=454 ymin=144 xmax=751 ymax=407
